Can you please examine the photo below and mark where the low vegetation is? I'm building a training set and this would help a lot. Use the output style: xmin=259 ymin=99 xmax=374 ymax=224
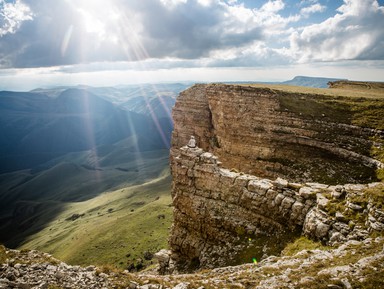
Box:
xmin=18 ymin=172 xmax=173 ymax=270
xmin=281 ymin=236 xmax=330 ymax=256
xmin=325 ymin=183 xmax=384 ymax=227
xmin=0 ymin=245 xmax=6 ymax=263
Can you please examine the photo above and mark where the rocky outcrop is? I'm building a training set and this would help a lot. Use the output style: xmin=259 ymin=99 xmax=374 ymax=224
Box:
xmin=2 ymin=238 xmax=384 ymax=289
xmin=168 ymin=83 xmax=384 ymax=271
xmin=171 ymin=84 xmax=383 ymax=184
xmin=0 ymin=247 xmax=111 ymax=288
xmin=168 ymin=146 xmax=384 ymax=271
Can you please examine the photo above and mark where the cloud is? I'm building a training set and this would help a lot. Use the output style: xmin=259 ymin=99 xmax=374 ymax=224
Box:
xmin=290 ymin=0 xmax=384 ymax=62
xmin=300 ymin=3 xmax=326 ymax=17
xmin=0 ymin=0 xmax=33 ymax=36
xmin=0 ymin=0 xmax=270 ymax=68
xmin=0 ymin=0 xmax=383 ymax=72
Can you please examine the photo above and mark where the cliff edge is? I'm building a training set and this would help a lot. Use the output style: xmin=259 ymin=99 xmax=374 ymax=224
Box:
xmin=169 ymin=83 xmax=384 ymax=271
xmin=171 ymin=83 xmax=383 ymax=184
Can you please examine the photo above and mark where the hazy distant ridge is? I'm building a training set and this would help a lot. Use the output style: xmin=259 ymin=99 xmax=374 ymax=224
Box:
xmin=281 ymin=76 xmax=346 ymax=88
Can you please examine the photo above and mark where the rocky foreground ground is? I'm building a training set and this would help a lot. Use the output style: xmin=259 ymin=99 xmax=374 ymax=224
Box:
xmin=1 ymin=236 xmax=384 ymax=289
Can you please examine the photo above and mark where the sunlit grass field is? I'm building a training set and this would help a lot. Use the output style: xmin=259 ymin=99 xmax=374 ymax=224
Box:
xmin=247 ymin=81 xmax=384 ymax=99
xmin=18 ymin=169 xmax=173 ymax=270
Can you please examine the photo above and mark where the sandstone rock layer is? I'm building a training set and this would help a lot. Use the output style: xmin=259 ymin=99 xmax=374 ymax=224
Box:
xmin=172 ymin=84 xmax=383 ymax=184
xmin=169 ymin=84 xmax=384 ymax=271
xmin=169 ymin=146 xmax=383 ymax=270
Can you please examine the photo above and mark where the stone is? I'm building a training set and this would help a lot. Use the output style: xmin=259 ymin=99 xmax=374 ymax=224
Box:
xmin=316 ymin=194 xmax=329 ymax=210
xmin=298 ymin=187 xmax=318 ymax=199
xmin=316 ymin=222 xmax=331 ymax=239
xmin=86 ymin=265 xmax=95 ymax=271
xmin=330 ymin=185 xmax=346 ymax=199
xmin=274 ymin=193 xmax=285 ymax=206
xmin=329 ymin=232 xmax=347 ymax=244
xmin=335 ymin=212 xmax=346 ymax=222
xmin=306 ymin=183 xmax=329 ymax=190
xmin=173 ymin=283 xmax=190 ymax=289
xmin=273 ymin=177 xmax=288 ymax=189
xmin=248 ymin=180 xmax=272 ymax=195
xmin=129 ymin=282 xmax=139 ymax=289
xmin=281 ymin=197 xmax=295 ymax=210
xmin=291 ymin=201 xmax=304 ymax=219
xmin=341 ymin=278 xmax=353 ymax=289
xmin=154 ymin=249 xmax=172 ymax=274
xmin=347 ymin=202 xmax=363 ymax=211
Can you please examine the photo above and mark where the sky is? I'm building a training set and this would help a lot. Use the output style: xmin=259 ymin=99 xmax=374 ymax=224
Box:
xmin=0 ymin=0 xmax=384 ymax=90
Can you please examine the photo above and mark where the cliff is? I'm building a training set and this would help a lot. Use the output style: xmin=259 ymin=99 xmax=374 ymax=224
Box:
xmin=171 ymin=84 xmax=383 ymax=184
xmin=169 ymin=83 xmax=384 ymax=271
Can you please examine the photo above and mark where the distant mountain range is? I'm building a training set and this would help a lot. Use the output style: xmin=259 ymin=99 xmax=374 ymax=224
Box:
xmin=225 ymin=75 xmax=346 ymax=88
xmin=0 ymin=83 xmax=190 ymax=173
xmin=0 ymin=83 xmax=190 ymax=248
xmin=280 ymin=76 xmax=346 ymax=88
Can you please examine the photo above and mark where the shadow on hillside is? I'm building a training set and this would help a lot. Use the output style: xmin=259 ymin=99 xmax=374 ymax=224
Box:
xmin=0 ymin=149 xmax=170 ymax=248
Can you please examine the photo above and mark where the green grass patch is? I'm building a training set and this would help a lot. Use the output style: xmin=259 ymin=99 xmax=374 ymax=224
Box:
xmin=282 ymin=236 xmax=330 ymax=256
xmin=0 ymin=245 xmax=6 ymax=263
xmin=18 ymin=172 xmax=173 ymax=270
xmin=232 ymin=229 xmax=301 ymax=265
xmin=277 ymin=92 xmax=384 ymax=130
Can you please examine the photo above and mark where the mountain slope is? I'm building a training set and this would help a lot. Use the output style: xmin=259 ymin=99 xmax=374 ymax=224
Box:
xmin=0 ymin=88 xmax=173 ymax=173
xmin=0 ymin=85 xmax=181 ymax=255
xmin=281 ymin=75 xmax=346 ymax=88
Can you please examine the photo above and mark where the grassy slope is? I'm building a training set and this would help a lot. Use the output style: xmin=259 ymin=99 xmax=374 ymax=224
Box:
xmin=18 ymin=170 xmax=173 ymax=270
xmin=247 ymin=82 xmax=384 ymax=99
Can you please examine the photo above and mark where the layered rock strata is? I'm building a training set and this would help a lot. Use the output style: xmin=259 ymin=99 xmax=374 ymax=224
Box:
xmin=171 ymin=84 xmax=383 ymax=184
xmin=169 ymin=146 xmax=383 ymax=270
xmin=168 ymin=83 xmax=384 ymax=271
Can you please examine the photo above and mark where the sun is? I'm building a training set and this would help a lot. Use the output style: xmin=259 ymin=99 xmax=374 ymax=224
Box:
xmin=74 ymin=0 xmax=121 ymax=42
xmin=63 ymin=0 xmax=149 ymax=62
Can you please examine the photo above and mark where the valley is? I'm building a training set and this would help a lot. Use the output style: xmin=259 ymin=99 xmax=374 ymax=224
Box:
xmin=0 ymin=83 xmax=189 ymax=269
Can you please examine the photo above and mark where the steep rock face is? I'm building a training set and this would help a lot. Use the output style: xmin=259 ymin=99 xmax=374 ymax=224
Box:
xmin=172 ymin=84 xmax=382 ymax=184
xmin=169 ymin=146 xmax=384 ymax=270
xmin=169 ymin=84 xmax=384 ymax=271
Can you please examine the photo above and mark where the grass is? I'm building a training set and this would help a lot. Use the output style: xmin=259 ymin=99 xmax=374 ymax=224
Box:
xmin=281 ymin=236 xmax=330 ymax=256
xmin=246 ymin=82 xmax=384 ymax=130
xmin=0 ymin=148 xmax=174 ymax=271
xmin=18 ymin=171 xmax=173 ymax=270
xmin=0 ymin=245 xmax=6 ymax=263
xmin=246 ymin=82 xmax=384 ymax=99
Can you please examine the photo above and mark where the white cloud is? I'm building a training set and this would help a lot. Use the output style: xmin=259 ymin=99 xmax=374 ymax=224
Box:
xmin=0 ymin=0 xmax=383 ymax=76
xmin=290 ymin=0 xmax=384 ymax=62
xmin=260 ymin=0 xmax=285 ymax=13
xmin=160 ymin=0 xmax=187 ymax=8
xmin=300 ymin=3 xmax=326 ymax=17
xmin=0 ymin=0 xmax=33 ymax=36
